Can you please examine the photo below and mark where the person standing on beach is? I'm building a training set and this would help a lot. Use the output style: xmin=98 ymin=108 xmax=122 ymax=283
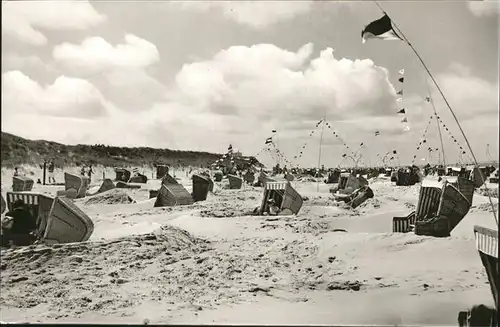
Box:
xmin=13 ymin=167 xmax=19 ymax=176
xmin=80 ymin=165 xmax=86 ymax=176
xmin=88 ymin=165 xmax=93 ymax=181
xmin=48 ymin=160 xmax=56 ymax=184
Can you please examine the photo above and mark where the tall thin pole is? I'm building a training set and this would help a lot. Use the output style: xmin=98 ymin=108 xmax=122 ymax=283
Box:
xmin=317 ymin=112 xmax=327 ymax=191
xmin=373 ymin=0 xmax=497 ymax=224
xmin=426 ymin=84 xmax=447 ymax=168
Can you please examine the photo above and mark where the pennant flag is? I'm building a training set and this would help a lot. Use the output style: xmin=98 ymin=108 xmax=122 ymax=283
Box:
xmin=423 ymin=140 xmax=426 ymax=143
xmin=228 ymin=144 xmax=233 ymax=151
xmin=375 ymin=131 xmax=380 ymax=136
xmin=397 ymin=108 xmax=406 ymax=114
xmin=265 ymin=137 xmax=272 ymax=145
xmin=342 ymin=154 xmax=347 ymax=158
xmin=397 ymin=89 xmax=403 ymax=96
xmin=393 ymin=150 xmax=397 ymax=154
xmin=399 ymin=69 xmax=404 ymax=75
xmin=396 ymin=97 xmax=403 ymax=102
xmin=361 ymin=14 xmax=403 ymax=44
xmin=425 ymin=96 xmax=431 ymax=103
xmin=401 ymin=116 xmax=408 ymax=123
xmin=360 ymin=143 xmax=364 ymax=146
xmin=398 ymin=77 xmax=404 ymax=83
xmin=272 ymin=130 xmax=277 ymax=133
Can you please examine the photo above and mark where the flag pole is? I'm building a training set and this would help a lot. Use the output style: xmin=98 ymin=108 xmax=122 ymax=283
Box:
xmin=426 ymin=83 xmax=447 ymax=168
xmin=317 ymin=112 xmax=327 ymax=191
xmin=372 ymin=0 xmax=497 ymax=225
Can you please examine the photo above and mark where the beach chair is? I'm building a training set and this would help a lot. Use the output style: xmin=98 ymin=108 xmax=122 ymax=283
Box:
xmin=326 ymin=170 xmax=341 ymax=184
xmin=244 ymin=171 xmax=256 ymax=184
xmin=156 ymin=165 xmax=169 ymax=180
xmin=116 ymin=181 xmax=141 ymax=189
xmin=258 ymin=181 xmax=302 ymax=215
xmin=413 ymin=180 xmax=471 ymax=237
xmin=214 ymin=171 xmax=223 ymax=182
xmin=96 ymin=178 xmax=115 ymax=194
xmin=458 ymin=227 xmax=500 ymax=327
xmin=162 ymin=173 xmax=179 ymax=185
xmin=5 ymin=192 xmax=94 ymax=244
xmin=12 ymin=176 xmax=34 ymax=192
xmin=474 ymin=225 xmax=498 ymax=311
xmin=129 ymin=174 xmax=148 ymax=184
xmin=228 ymin=174 xmax=243 ymax=189
xmin=396 ymin=170 xmax=411 ymax=186
xmin=115 ymin=168 xmax=131 ymax=182
xmin=192 ymin=174 xmax=210 ymax=202
xmin=258 ymin=181 xmax=303 ymax=215
xmin=64 ymin=173 xmax=89 ymax=199
xmin=1 ymin=194 xmax=6 ymax=215
xmin=154 ymin=183 xmax=194 ymax=207
xmin=447 ymin=176 xmax=475 ymax=206
xmin=393 ymin=180 xmax=442 ymax=233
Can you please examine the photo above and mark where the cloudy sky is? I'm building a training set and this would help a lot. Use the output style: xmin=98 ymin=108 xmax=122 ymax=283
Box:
xmin=2 ymin=0 xmax=498 ymax=168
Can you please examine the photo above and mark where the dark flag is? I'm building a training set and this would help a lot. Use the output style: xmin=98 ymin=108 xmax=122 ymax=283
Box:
xmin=392 ymin=150 xmax=397 ymax=154
xmin=265 ymin=137 xmax=272 ymax=145
xmin=375 ymin=131 xmax=380 ymax=136
xmin=397 ymin=89 xmax=403 ymax=96
xmin=397 ymin=108 xmax=406 ymax=114
xmin=425 ymin=96 xmax=431 ymax=103
xmin=272 ymin=130 xmax=277 ymax=133
xmin=398 ymin=77 xmax=404 ymax=83
xmin=361 ymin=14 xmax=403 ymax=44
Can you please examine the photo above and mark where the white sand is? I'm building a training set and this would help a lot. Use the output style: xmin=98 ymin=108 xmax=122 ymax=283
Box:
xmin=1 ymin=165 xmax=498 ymax=324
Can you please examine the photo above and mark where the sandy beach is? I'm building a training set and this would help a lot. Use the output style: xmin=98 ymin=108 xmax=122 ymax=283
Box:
xmin=1 ymin=166 xmax=497 ymax=325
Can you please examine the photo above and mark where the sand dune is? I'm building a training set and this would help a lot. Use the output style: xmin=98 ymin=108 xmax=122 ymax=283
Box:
xmin=1 ymin=166 xmax=498 ymax=324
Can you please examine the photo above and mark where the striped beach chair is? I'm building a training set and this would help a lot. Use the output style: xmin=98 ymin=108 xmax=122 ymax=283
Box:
xmin=228 ymin=174 xmax=243 ymax=189
xmin=474 ymin=225 xmax=498 ymax=311
xmin=154 ymin=183 xmax=194 ymax=207
xmin=393 ymin=180 xmax=441 ymax=233
xmin=5 ymin=192 xmax=94 ymax=244
xmin=12 ymin=176 xmax=34 ymax=192
xmin=410 ymin=179 xmax=471 ymax=237
xmin=258 ymin=181 xmax=303 ymax=215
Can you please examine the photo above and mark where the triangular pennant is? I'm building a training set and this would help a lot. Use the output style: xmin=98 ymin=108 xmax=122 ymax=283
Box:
xmin=398 ymin=77 xmax=404 ymax=83
xmin=398 ymin=68 xmax=404 ymax=75
xmin=397 ymin=89 xmax=403 ymax=96
xmin=397 ymin=108 xmax=406 ymax=114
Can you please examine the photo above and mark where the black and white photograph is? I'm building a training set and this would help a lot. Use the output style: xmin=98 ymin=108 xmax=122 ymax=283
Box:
xmin=0 ymin=0 xmax=498 ymax=325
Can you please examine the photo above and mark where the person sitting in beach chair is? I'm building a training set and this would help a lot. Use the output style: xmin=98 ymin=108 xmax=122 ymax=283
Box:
xmin=1 ymin=199 xmax=38 ymax=247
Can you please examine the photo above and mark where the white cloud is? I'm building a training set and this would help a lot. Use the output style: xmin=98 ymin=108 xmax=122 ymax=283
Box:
xmin=177 ymin=1 xmax=313 ymax=29
xmin=174 ymin=43 xmax=399 ymax=123
xmin=52 ymin=35 xmax=164 ymax=111
xmin=53 ymin=34 xmax=160 ymax=73
xmin=1 ymin=0 xmax=106 ymax=46
xmin=468 ymin=0 xmax=500 ymax=16
xmin=1 ymin=71 xmax=109 ymax=118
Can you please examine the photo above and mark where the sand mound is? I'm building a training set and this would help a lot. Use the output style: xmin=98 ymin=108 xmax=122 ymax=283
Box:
xmin=84 ymin=189 xmax=136 ymax=205
xmin=0 ymin=226 xmax=210 ymax=319
xmin=200 ymin=202 xmax=255 ymax=218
